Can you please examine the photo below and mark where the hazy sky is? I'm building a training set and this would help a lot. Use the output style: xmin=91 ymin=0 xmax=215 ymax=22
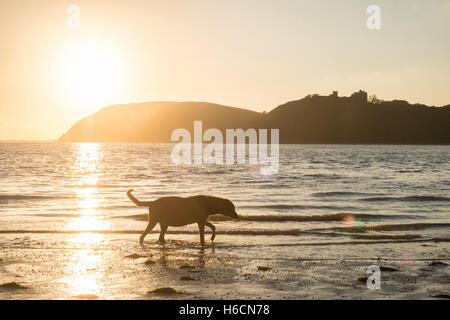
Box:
xmin=0 ymin=0 xmax=449 ymax=139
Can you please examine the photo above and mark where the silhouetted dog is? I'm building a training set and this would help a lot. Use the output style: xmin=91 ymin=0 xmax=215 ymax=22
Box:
xmin=127 ymin=189 xmax=239 ymax=246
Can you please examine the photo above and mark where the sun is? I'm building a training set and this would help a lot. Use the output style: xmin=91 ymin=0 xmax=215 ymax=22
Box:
xmin=57 ymin=40 xmax=124 ymax=113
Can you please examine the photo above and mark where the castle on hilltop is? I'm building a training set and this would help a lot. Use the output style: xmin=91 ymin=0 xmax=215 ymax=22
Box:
xmin=307 ymin=90 xmax=368 ymax=104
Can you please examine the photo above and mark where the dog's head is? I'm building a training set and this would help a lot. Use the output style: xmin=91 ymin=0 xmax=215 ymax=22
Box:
xmin=206 ymin=196 xmax=239 ymax=220
xmin=220 ymin=198 xmax=239 ymax=220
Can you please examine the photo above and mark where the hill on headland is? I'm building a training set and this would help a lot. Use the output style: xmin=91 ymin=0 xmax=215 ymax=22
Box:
xmin=58 ymin=102 xmax=262 ymax=143
xmin=58 ymin=92 xmax=450 ymax=144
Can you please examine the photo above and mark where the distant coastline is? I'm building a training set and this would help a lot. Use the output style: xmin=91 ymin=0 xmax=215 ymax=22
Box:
xmin=56 ymin=90 xmax=450 ymax=145
xmin=2 ymin=141 xmax=450 ymax=146
xmin=0 ymin=140 xmax=56 ymax=143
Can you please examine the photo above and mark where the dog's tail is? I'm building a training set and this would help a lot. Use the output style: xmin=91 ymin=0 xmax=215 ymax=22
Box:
xmin=127 ymin=189 xmax=152 ymax=207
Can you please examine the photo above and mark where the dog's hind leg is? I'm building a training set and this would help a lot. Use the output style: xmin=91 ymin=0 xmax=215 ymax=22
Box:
xmin=197 ymin=222 xmax=205 ymax=247
xmin=140 ymin=219 xmax=157 ymax=245
xmin=205 ymin=221 xmax=216 ymax=242
xmin=159 ymin=224 xmax=168 ymax=243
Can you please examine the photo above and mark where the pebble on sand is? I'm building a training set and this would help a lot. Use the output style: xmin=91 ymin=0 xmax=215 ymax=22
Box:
xmin=379 ymin=266 xmax=400 ymax=272
xmin=125 ymin=253 xmax=146 ymax=259
xmin=148 ymin=287 xmax=183 ymax=295
xmin=357 ymin=276 xmax=368 ymax=283
xmin=144 ymin=258 xmax=156 ymax=265
xmin=257 ymin=266 xmax=272 ymax=271
xmin=429 ymin=260 xmax=448 ymax=267
xmin=0 ymin=282 xmax=28 ymax=289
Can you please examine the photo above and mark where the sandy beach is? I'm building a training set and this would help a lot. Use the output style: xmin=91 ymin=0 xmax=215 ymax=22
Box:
xmin=1 ymin=232 xmax=449 ymax=300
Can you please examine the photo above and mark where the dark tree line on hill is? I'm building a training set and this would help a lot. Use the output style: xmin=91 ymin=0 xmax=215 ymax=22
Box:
xmin=59 ymin=96 xmax=450 ymax=144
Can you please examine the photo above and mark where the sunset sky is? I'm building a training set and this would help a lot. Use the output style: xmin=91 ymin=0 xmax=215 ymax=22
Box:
xmin=0 ymin=0 xmax=449 ymax=140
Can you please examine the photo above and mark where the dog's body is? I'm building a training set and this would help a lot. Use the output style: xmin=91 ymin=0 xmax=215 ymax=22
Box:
xmin=127 ymin=189 xmax=239 ymax=246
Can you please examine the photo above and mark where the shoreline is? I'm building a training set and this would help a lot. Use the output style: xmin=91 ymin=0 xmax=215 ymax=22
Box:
xmin=2 ymin=141 xmax=450 ymax=146
xmin=1 ymin=233 xmax=448 ymax=300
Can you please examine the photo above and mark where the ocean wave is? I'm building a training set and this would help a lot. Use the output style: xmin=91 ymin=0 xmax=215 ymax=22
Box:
xmin=302 ymin=173 xmax=342 ymax=179
xmin=258 ymin=183 xmax=296 ymax=189
xmin=45 ymin=205 xmax=133 ymax=212
xmin=237 ymin=213 xmax=411 ymax=222
xmin=312 ymin=191 xmax=377 ymax=197
xmin=0 ymin=194 xmax=72 ymax=201
xmin=30 ymin=213 xmax=110 ymax=218
xmin=115 ymin=212 xmax=410 ymax=223
xmin=72 ymin=184 xmax=123 ymax=189
xmin=0 ymin=229 xmax=299 ymax=236
xmin=303 ymin=231 xmax=422 ymax=240
xmin=110 ymin=214 xmax=147 ymax=221
xmin=317 ymin=222 xmax=450 ymax=233
xmin=238 ymin=204 xmax=359 ymax=211
xmin=360 ymin=195 xmax=450 ymax=202
xmin=349 ymin=233 xmax=421 ymax=240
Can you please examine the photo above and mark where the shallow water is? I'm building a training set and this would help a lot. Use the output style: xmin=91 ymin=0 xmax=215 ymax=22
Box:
xmin=0 ymin=143 xmax=449 ymax=299
xmin=0 ymin=143 xmax=449 ymax=242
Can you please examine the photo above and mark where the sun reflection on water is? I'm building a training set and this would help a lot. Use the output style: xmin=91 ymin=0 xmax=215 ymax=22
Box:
xmin=66 ymin=143 xmax=110 ymax=231
xmin=61 ymin=236 xmax=103 ymax=298
xmin=62 ymin=143 xmax=110 ymax=298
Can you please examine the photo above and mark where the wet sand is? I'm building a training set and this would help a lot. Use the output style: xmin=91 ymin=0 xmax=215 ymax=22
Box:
xmin=0 ymin=233 xmax=449 ymax=300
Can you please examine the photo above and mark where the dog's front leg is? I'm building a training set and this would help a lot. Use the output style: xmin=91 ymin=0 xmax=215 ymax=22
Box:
xmin=197 ymin=222 xmax=205 ymax=247
xmin=205 ymin=221 xmax=216 ymax=242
